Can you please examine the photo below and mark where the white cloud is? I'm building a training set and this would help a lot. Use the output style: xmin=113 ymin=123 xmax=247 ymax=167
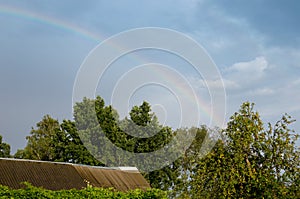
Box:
xmin=218 ymin=56 xmax=269 ymax=92
xmin=226 ymin=56 xmax=268 ymax=74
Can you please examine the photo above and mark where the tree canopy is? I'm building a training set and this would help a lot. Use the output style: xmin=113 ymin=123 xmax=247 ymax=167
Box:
xmin=14 ymin=115 xmax=102 ymax=166
xmin=189 ymin=102 xmax=300 ymax=199
xmin=2 ymin=98 xmax=298 ymax=198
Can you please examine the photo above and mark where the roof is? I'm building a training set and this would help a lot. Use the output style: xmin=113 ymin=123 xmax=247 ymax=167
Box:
xmin=0 ymin=158 xmax=150 ymax=191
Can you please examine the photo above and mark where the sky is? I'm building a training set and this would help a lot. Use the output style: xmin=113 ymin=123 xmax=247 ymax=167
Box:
xmin=0 ymin=0 xmax=299 ymax=153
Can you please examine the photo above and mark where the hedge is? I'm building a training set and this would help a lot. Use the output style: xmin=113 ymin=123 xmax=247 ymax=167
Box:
xmin=0 ymin=183 xmax=168 ymax=199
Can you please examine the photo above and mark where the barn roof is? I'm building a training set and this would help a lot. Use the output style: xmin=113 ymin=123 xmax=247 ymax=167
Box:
xmin=0 ymin=158 xmax=150 ymax=191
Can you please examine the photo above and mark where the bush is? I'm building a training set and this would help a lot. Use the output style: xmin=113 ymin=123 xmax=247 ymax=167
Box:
xmin=0 ymin=183 xmax=168 ymax=199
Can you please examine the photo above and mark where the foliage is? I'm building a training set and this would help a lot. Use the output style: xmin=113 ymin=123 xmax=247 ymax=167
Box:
xmin=190 ymin=102 xmax=300 ymax=199
xmin=10 ymin=98 xmax=299 ymax=198
xmin=130 ymin=101 xmax=152 ymax=126
xmin=73 ymin=96 xmax=181 ymax=190
xmin=14 ymin=115 xmax=60 ymax=160
xmin=12 ymin=96 xmax=215 ymax=194
xmin=0 ymin=183 xmax=168 ymax=199
xmin=14 ymin=115 xmax=102 ymax=166
xmin=0 ymin=135 xmax=11 ymax=158
xmin=170 ymin=126 xmax=215 ymax=198
xmin=73 ymin=96 xmax=214 ymax=194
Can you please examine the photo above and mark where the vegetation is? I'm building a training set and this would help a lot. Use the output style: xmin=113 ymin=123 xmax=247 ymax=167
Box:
xmin=74 ymin=97 xmax=182 ymax=191
xmin=0 ymin=183 xmax=167 ymax=199
xmin=0 ymin=135 xmax=11 ymax=158
xmin=0 ymin=97 xmax=299 ymax=198
xmin=14 ymin=115 xmax=102 ymax=166
xmin=189 ymin=102 xmax=300 ymax=199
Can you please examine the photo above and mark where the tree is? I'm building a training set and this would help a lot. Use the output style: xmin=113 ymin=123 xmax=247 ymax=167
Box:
xmin=14 ymin=115 xmax=102 ymax=166
xmin=74 ymin=97 xmax=188 ymax=191
xmin=15 ymin=115 xmax=60 ymax=161
xmin=171 ymin=126 xmax=215 ymax=198
xmin=0 ymin=134 xmax=11 ymax=158
xmin=74 ymin=97 xmax=174 ymax=162
xmin=190 ymin=102 xmax=300 ymax=198
xmin=130 ymin=101 xmax=152 ymax=126
xmin=73 ymin=96 xmax=121 ymax=166
xmin=73 ymin=96 xmax=217 ymax=195
xmin=54 ymin=119 xmax=103 ymax=166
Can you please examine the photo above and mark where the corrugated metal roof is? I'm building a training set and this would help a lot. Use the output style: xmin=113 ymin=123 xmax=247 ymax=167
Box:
xmin=0 ymin=158 xmax=150 ymax=191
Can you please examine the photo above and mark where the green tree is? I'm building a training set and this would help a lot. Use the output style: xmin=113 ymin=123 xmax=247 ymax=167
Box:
xmin=54 ymin=119 xmax=103 ymax=166
xmin=15 ymin=115 xmax=60 ymax=161
xmin=74 ymin=97 xmax=190 ymax=191
xmin=130 ymin=101 xmax=152 ymax=126
xmin=0 ymin=134 xmax=11 ymax=158
xmin=95 ymin=98 xmax=179 ymax=186
xmin=14 ymin=115 xmax=102 ymax=166
xmin=171 ymin=126 xmax=215 ymax=198
xmin=190 ymin=102 xmax=300 ymax=199
xmin=73 ymin=96 xmax=121 ymax=166
xmin=73 ymin=96 xmax=216 ymax=195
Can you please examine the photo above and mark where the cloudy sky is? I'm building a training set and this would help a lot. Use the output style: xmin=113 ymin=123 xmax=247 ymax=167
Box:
xmin=0 ymin=0 xmax=299 ymax=152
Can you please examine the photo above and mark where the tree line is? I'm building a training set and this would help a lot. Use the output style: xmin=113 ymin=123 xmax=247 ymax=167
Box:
xmin=0 ymin=97 xmax=299 ymax=198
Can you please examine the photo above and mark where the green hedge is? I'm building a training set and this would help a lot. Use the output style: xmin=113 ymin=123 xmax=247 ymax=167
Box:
xmin=0 ymin=183 xmax=168 ymax=199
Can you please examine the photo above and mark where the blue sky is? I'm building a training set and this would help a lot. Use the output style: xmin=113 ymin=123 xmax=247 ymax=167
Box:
xmin=0 ymin=0 xmax=299 ymax=152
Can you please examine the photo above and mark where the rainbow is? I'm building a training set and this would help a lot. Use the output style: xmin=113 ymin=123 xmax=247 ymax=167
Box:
xmin=0 ymin=4 xmax=102 ymax=42
xmin=0 ymin=4 xmax=225 ymax=128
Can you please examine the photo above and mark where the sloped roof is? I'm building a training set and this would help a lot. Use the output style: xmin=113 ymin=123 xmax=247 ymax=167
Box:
xmin=0 ymin=158 xmax=150 ymax=191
